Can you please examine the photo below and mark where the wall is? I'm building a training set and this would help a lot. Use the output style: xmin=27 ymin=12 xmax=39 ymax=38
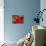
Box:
xmin=40 ymin=0 xmax=46 ymax=26
xmin=4 ymin=0 xmax=40 ymax=42
xmin=0 ymin=0 xmax=4 ymax=42
xmin=40 ymin=0 xmax=46 ymax=45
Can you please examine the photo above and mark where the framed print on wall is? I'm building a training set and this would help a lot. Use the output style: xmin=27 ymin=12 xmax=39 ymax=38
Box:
xmin=12 ymin=15 xmax=24 ymax=24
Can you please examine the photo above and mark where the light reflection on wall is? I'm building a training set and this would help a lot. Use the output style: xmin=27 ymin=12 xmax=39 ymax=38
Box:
xmin=0 ymin=0 xmax=4 ymax=42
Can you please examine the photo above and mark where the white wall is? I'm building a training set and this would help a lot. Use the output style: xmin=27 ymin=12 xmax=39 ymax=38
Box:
xmin=0 ymin=0 xmax=4 ymax=42
xmin=40 ymin=0 xmax=46 ymax=27
xmin=40 ymin=0 xmax=46 ymax=45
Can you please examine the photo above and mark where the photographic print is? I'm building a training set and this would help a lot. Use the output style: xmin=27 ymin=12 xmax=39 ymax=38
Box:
xmin=12 ymin=15 xmax=24 ymax=24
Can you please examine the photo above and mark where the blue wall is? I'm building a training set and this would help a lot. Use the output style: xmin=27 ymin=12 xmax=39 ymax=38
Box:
xmin=4 ymin=0 xmax=40 ymax=42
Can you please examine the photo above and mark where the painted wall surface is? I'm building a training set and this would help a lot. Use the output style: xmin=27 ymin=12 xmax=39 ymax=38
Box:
xmin=40 ymin=0 xmax=46 ymax=45
xmin=4 ymin=0 xmax=40 ymax=42
xmin=40 ymin=0 xmax=46 ymax=26
xmin=0 ymin=0 xmax=4 ymax=42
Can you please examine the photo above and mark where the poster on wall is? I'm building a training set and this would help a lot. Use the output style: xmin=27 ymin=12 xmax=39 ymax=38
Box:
xmin=12 ymin=15 xmax=24 ymax=24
